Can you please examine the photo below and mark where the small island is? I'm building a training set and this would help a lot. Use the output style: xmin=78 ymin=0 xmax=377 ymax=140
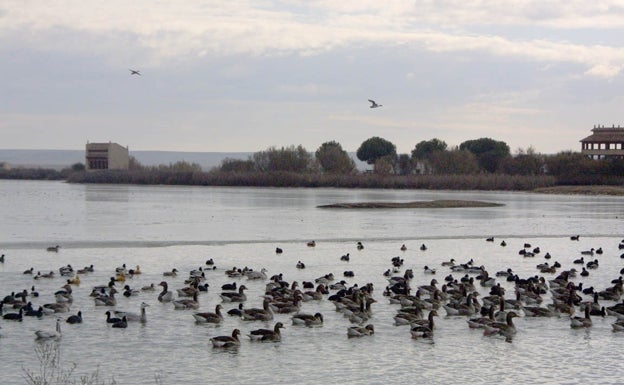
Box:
xmin=317 ymin=200 xmax=504 ymax=209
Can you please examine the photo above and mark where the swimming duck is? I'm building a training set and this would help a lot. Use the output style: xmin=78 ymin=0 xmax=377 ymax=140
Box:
xmin=128 ymin=265 xmax=142 ymax=275
xmin=347 ymin=324 xmax=374 ymax=338
xmin=111 ymin=316 xmax=128 ymax=329
xmin=307 ymin=241 xmax=316 ymax=247
xmin=356 ymin=241 xmax=364 ymax=250
xmin=105 ymin=311 xmax=123 ymax=324
xmin=46 ymin=245 xmax=60 ymax=252
xmin=66 ymin=311 xmax=82 ymax=324
xmin=227 ymin=303 xmax=244 ymax=317
xmin=210 ymin=329 xmax=241 ymax=348
xmin=248 ymin=322 xmax=284 ymax=342
xmin=193 ymin=304 xmax=224 ymax=324
xmin=424 ymin=266 xmax=436 ymax=275
xmin=420 ymin=244 xmax=427 ymax=251
xmin=296 ymin=261 xmax=306 ymax=269
xmin=35 ymin=318 xmax=61 ymax=339
xmin=441 ymin=259 xmax=455 ymax=267
xmin=94 ymin=287 xmax=117 ymax=306
xmin=400 ymin=244 xmax=407 ymax=251
xmin=23 ymin=267 xmax=34 ymax=275
xmin=163 ymin=268 xmax=178 ymax=277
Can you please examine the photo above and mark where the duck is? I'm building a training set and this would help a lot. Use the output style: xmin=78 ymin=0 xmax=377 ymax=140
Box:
xmin=105 ymin=311 xmax=123 ymax=324
xmin=219 ymin=285 xmax=247 ymax=302
xmin=210 ymin=329 xmax=241 ymax=348
xmin=400 ymin=244 xmax=407 ymax=251
xmin=3 ymin=308 xmax=23 ymax=321
xmin=158 ymin=282 xmax=174 ymax=303
xmin=227 ymin=303 xmax=244 ymax=317
xmin=420 ymin=244 xmax=427 ymax=251
xmin=581 ymin=248 xmax=595 ymax=256
xmin=347 ymin=324 xmax=375 ymax=337
xmin=176 ymin=285 xmax=199 ymax=298
xmin=307 ymin=240 xmax=316 ymax=247
xmin=441 ymin=259 xmax=456 ymax=267
xmin=163 ymin=268 xmax=178 ymax=277
xmin=340 ymin=253 xmax=350 ymax=261
xmin=66 ymin=311 xmax=82 ymax=324
xmin=612 ymin=319 xmax=624 ymax=332
xmin=35 ymin=318 xmax=61 ymax=339
xmin=424 ymin=266 xmax=436 ymax=275
xmin=23 ymin=267 xmax=34 ymax=275
xmin=123 ymin=285 xmax=139 ymax=297
xmin=141 ymin=283 xmax=156 ymax=292
xmin=221 ymin=282 xmax=237 ymax=291
xmin=292 ymin=312 xmax=324 ymax=327
xmin=76 ymin=265 xmax=94 ymax=274
xmin=570 ymin=307 xmax=592 ymax=328
xmin=128 ymin=265 xmax=142 ymax=275
xmin=296 ymin=261 xmax=306 ymax=269
xmin=248 ymin=322 xmax=284 ymax=342
xmin=46 ymin=245 xmax=60 ymax=252
xmin=356 ymin=241 xmax=364 ymax=250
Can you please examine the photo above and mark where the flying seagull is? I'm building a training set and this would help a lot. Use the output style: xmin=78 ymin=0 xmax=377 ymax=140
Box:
xmin=129 ymin=69 xmax=141 ymax=76
xmin=368 ymin=99 xmax=382 ymax=108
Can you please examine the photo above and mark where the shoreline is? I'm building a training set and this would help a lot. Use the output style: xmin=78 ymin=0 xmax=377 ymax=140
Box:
xmin=318 ymin=200 xmax=504 ymax=209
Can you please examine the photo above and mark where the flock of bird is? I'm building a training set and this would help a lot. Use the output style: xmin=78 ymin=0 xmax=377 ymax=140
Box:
xmin=2 ymin=235 xmax=624 ymax=348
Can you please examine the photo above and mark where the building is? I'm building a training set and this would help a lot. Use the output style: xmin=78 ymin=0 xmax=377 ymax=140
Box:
xmin=580 ymin=125 xmax=624 ymax=159
xmin=85 ymin=142 xmax=129 ymax=170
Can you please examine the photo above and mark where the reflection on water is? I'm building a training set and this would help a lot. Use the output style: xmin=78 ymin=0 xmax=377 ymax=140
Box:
xmin=1 ymin=180 xmax=624 ymax=384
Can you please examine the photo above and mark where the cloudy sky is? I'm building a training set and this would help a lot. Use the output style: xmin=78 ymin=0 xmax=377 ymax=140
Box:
xmin=2 ymin=1 xmax=624 ymax=155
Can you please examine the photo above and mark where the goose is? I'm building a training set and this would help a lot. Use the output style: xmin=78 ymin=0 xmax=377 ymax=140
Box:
xmin=292 ymin=312 xmax=324 ymax=327
xmin=522 ymin=305 xmax=557 ymax=317
xmin=163 ymin=268 xmax=178 ymax=277
xmin=66 ymin=311 xmax=82 ymax=324
xmin=173 ymin=293 xmax=199 ymax=310
xmin=219 ymin=285 xmax=247 ymax=302
xmin=612 ymin=319 xmax=624 ymax=332
xmin=246 ymin=268 xmax=268 ymax=280
xmin=242 ymin=300 xmax=273 ymax=321
xmin=467 ymin=306 xmax=496 ymax=328
xmin=176 ymin=285 xmax=199 ymax=298
xmin=94 ymin=287 xmax=117 ymax=306
xmin=347 ymin=324 xmax=375 ymax=337
xmin=115 ymin=302 xmax=149 ymax=323
xmin=368 ymin=99 xmax=382 ymax=108
xmin=112 ymin=316 xmax=128 ymax=329
xmin=483 ymin=311 xmax=518 ymax=339
xmin=410 ymin=310 xmax=439 ymax=330
xmin=442 ymin=294 xmax=476 ymax=316
xmin=410 ymin=311 xmax=438 ymax=339
xmin=193 ymin=304 xmax=224 ymax=324
xmin=210 ymin=329 xmax=241 ymax=348
xmin=158 ymin=282 xmax=173 ymax=303
xmin=570 ymin=307 xmax=592 ymax=328
xmin=35 ymin=318 xmax=61 ymax=339
xmin=248 ymin=322 xmax=284 ymax=342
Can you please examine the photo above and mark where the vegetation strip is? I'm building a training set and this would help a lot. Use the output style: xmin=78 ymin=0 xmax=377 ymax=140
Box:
xmin=317 ymin=200 xmax=504 ymax=209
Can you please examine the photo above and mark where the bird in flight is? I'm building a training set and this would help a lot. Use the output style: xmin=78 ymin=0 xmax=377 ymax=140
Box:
xmin=129 ymin=69 xmax=141 ymax=76
xmin=368 ymin=99 xmax=382 ymax=108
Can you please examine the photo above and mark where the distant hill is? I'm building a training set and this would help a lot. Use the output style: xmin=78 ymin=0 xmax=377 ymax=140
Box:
xmin=0 ymin=149 xmax=368 ymax=171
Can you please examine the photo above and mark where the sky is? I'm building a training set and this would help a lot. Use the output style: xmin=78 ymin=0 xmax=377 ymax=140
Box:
xmin=2 ymin=1 xmax=624 ymax=155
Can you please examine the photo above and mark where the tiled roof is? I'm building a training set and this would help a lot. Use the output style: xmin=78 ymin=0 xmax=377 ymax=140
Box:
xmin=580 ymin=127 xmax=624 ymax=142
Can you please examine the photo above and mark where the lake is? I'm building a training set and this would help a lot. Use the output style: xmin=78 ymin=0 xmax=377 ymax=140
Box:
xmin=1 ymin=180 xmax=624 ymax=384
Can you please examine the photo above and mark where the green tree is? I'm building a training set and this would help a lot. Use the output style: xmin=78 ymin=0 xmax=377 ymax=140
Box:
xmin=459 ymin=138 xmax=510 ymax=173
xmin=70 ymin=163 xmax=85 ymax=172
xmin=411 ymin=138 xmax=448 ymax=160
xmin=397 ymin=153 xmax=413 ymax=175
xmin=315 ymin=141 xmax=356 ymax=174
xmin=500 ymin=147 xmax=544 ymax=175
xmin=356 ymin=136 xmax=397 ymax=165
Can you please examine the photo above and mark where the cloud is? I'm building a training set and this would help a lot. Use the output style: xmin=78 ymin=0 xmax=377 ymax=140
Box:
xmin=2 ymin=1 xmax=624 ymax=77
